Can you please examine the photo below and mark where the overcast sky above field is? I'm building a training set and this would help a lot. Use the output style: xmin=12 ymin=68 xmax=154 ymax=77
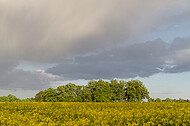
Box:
xmin=0 ymin=0 xmax=190 ymax=99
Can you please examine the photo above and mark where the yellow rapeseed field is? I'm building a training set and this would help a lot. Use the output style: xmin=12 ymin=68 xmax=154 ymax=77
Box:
xmin=0 ymin=102 xmax=189 ymax=125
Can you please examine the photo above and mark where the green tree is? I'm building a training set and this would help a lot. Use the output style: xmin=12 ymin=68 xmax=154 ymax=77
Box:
xmin=186 ymin=99 xmax=190 ymax=102
xmin=64 ymin=83 xmax=79 ymax=102
xmin=178 ymin=98 xmax=184 ymax=102
xmin=148 ymin=98 xmax=155 ymax=102
xmin=7 ymin=94 xmax=21 ymax=102
xmin=21 ymin=98 xmax=35 ymax=102
xmin=56 ymin=85 xmax=68 ymax=102
xmin=75 ymin=85 xmax=83 ymax=102
xmin=124 ymin=80 xmax=149 ymax=102
xmin=88 ymin=79 xmax=112 ymax=102
xmin=165 ymin=98 xmax=172 ymax=102
xmin=0 ymin=96 xmax=8 ymax=102
xmin=42 ymin=88 xmax=58 ymax=102
xmin=57 ymin=83 xmax=83 ymax=102
xmin=155 ymin=98 xmax=162 ymax=102
xmin=110 ymin=80 xmax=125 ymax=102
xmin=35 ymin=91 xmax=44 ymax=102
xmin=81 ymin=85 xmax=92 ymax=102
xmin=34 ymin=79 xmax=152 ymax=103
xmin=0 ymin=95 xmax=21 ymax=102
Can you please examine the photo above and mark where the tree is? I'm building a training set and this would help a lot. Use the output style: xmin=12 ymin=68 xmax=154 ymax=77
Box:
xmin=64 ymin=83 xmax=80 ymax=102
xmin=42 ymin=88 xmax=58 ymax=102
xmin=178 ymin=98 xmax=184 ymax=102
xmin=186 ymin=99 xmax=190 ymax=102
xmin=81 ymin=85 xmax=92 ymax=102
xmin=165 ymin=98 xmax=172 ymax=102
xmin=21 ymin=98 xmax=35 ymax=102
xmin=88 ymin=79 xmax=112 ymax=102
xmin=57 ymin=83 xmax=83 ymax=102
xmin=7 ymin=94 xmax=21 ymax=102
xmin=110 ymin=80 xmax=125 ymax=102
xmin=75 ymin=85 xmax=83 ymax=102
xmin=0 ymin=94 xmax=21 ymax=102
xmin=56 ymin=85 xmax=70 ymax=102
xmin=124 ymin=80 xmax=149 ymax=102
xmin=0 ymin=96 xmax=8 ymax=102
xmin=148 ymin=98 xmax=155 ymax=102
xmin=155 ymin=98 xmax=162 ymax=102
xmin=33 ymin=79 xmax=152 ymax=103
xmin=87 ymin=80 xmax=96 ymax=102
xmin=35 ymin=91 xmax=44 ymax=102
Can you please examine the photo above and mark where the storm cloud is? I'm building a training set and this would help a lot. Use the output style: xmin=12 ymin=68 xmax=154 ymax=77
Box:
xmin=1 ymin=0 xmax=189 ymax=62
xmin=47 ymin=38 xmax=190 ymax=80
xmin=0 ymin=68 xmax=60 ymax=90
xmin=0 ymin=0 xmax=190 ymax=91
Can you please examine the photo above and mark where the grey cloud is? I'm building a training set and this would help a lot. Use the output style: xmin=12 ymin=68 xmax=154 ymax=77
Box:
xmin=0 ymin=0 xmax=190 ymax=90
xmin=47 ymin=37 xmax=190 ymax=80
xmin=47 ymin=39 xmax=168 ymax=79
xmin=0 ymin=68 xmax=60 ymax=90
xmin=164 ymin=37 xmax=190 ymax=73
xmin=170 ymin=37 xmax=190 ymax=51
xmin=164 ymin=65 xmax=190 ymax=74
xmin=0 ymin=60 xmax=18 ymax=73
xmin=0 ymin=0 xmax=190 ymax=62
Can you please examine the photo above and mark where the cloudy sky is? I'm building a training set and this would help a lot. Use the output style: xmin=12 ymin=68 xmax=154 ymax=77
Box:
xmin=1 ymin=0 xmax=190 ymax=99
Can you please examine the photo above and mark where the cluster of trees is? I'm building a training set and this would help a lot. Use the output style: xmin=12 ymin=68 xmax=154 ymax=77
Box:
xmin=35 ymin=79 xmax=150 ymax=102
xmin=148 ymin=98 xmax=190 ymax=103
xmin=1 ymin=79 xmax=189 ymax=102
xmin=0 ymin=94 xmax=34 ymax=102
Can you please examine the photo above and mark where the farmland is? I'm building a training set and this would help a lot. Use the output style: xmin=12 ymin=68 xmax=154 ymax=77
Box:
xmin=0 ymin=102 xmax=189 ymax=125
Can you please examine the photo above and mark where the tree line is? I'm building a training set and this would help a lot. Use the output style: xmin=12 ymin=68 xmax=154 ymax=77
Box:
xmin=0 ymin=94 xmax=34 ymax=102
xmin=0 ymin=79 xmax=189 ymax=102
xmin=148 ymin=98 xmax=190 ymax=103
xmin=35 ymin=80 xmax=149 ymax=102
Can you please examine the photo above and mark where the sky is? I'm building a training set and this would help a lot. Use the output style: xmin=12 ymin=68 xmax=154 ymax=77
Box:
xmin=0 ymin=0 xmax=190 ymax=99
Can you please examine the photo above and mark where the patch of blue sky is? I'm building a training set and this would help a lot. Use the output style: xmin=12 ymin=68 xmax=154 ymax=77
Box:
xmin=17 ymin=60 xmax=57 ymax=71
xmin=132 ymin=20 xmax=190 ymax=44
xmin=129 ymin=71 xmax=190 ymax=100
xmin=144 ymin=21 xmax=190 ymax=43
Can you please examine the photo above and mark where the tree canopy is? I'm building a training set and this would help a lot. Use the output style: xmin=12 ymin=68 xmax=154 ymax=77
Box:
xmin=35 ymin=79 xmax=150 ymax=102
xmin=1 ymin=79 xmax=189 ymax=102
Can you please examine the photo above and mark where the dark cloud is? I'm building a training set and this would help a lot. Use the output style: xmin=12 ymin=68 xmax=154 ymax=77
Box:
xmin=170 ymin=37 xmax=190 ymax=50
xmin=0 ymin=69 xmax=60 ymax=90
xmin=0 ymin=0 xmax=190 ymax=90
xmin=0 ymin=0 xmax=189 ymax=62
xmin=0 ymin=60 xmax=18 ymax=73
xmin=47 ymin=37 xmax=190 ymax=80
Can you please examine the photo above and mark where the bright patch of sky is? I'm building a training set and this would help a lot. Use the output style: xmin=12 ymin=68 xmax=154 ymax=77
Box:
xmin=0 ymin=89 xmax=38 ymax=99
xmin=17 ymin=61 xmax=57 ymax=71
xmin=129 ymin=72 xmax=190 ymax=100
xmin=138 ymin=20 xmax=190 ymax=43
